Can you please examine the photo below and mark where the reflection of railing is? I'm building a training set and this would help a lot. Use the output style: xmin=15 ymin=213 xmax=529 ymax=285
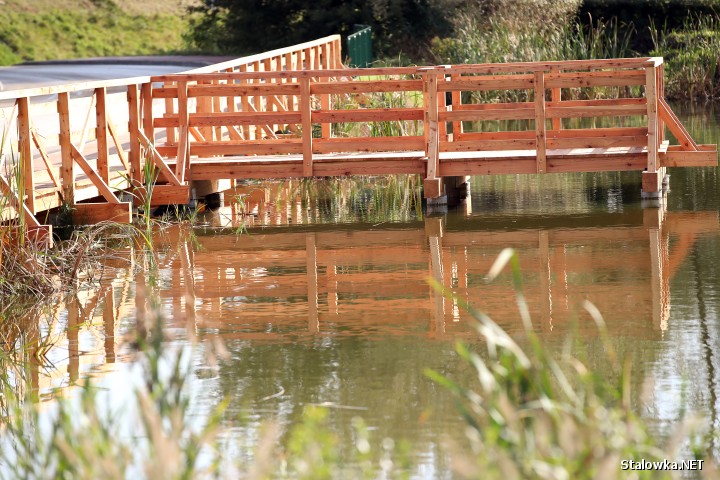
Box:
xmin=149 ymin=58 xmax=716 ymax=201
xmin=7 ymin=209 xmax=718 ymax=397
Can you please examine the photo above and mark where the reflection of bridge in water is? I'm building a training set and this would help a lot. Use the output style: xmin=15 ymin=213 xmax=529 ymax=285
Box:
xmin=7 ymin=206 xmax=718 ymax=397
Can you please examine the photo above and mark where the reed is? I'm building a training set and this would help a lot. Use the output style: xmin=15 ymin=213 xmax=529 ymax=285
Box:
xmin=426 ymin=249 xmax=718 ymax=479
xmin=650 ymin=14 xmax=720 ymax=100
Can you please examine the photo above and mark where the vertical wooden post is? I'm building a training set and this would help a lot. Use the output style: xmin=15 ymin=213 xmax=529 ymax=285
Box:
xmin=164 ymin=81 xmax=177 ymax=144
xmin=422 ymin=70 xmax=441 ymax=198
xmin=176 ymin=81 xmax=189 ymax=183
xmin=300 ymin=76 xmax=313 ymax=176
xmin=438 ymin=76 xmax=448 ymax=142
xmin=141 ymin=82 xmax=154 ymax=145
xmin=657 ymin=64 xmax=665 ymax=145
xmin=57 ymin=92 xmax=74 ymax=203
xmin=239 ymin=65 xmax=250 ymax=139
xmin=320 ymin=42 xmax=331 ymax=139
xmin=335 ymin=37 xmax=343 ymax=68
xmin=646 ymin=66 xmax=658 ymax=173
xmin=95 ymin=87 xmax=110 ymax=183
xmin=196 ymin=80 xmax=214 ymax=142
xmin=127 ymin=84 xmax=141 ymax=186
xmin=17 ymin=97 xmax=34 ymax=213
xmin=642 ymin=65 xmax=661 ymax=195
xmin=551 ymin=87 xmax=562 ymax=131
xmin=534 ymin=71 xmax=547 ymax=174
xmin=451 ymin=74 xmax=461 ymax=142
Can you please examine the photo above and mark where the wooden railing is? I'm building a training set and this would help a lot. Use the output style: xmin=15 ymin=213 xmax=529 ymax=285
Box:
xmin=2 ymin=42 xmax=716 ymax=229
xmin=149 ymin=57 xmax=715 ymax=199
xmin=0 ymin=35 xmax=342 ymax=226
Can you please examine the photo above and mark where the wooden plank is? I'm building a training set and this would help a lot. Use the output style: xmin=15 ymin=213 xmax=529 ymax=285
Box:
xmin=57 ymin=91 xmax=74 ymax=203
xmin=424 ymin=73 xmax=440 ymax=196
xmin=142 ymin=82 xmax=154 ymax=145
xmin=0 ymin=174 xmax=41 ymax=227
xmin=312 ymin=108 xmax=424 ymax=123
xmin=70 ymin=144 xmax=121 ymax=204
xmin=137 ymin=130 xmax=182 ymax=186
xmin=311 ymin=80 xmax=422 ymax=94
xmin=545 ymin=70 xmax=646 ymax=88
xmin=441 ymin=139 xmax=536 ymax=152
xmin=547 ymin=98 xmax=646 ymax=108
xmin=156 ymin=111 xmax=303 ymax=128
xmin=439 ymin=158 xmax=538 ymax=176
xmin=546 ymin=104 xmax=647 ymax=119
xmin=314 ymin=136 xmax=425 ymax=153
xmin=551 ymin=87 xmax=561 ymax=131
xmin=300 ymin=77 xmax=313 ymax=176
xmin=451 ymin=74 xmax=462 ymax=140
xmin=187 ymin=83 xmax=301 ymax=97
xmin=17 ymin=97 xmax=34 ymax=213
xmin=658 ymin=97 xmax=698 ymax=151
xmin=95 ymin=87 xmax=110 ymax=183
xmin=439 ymin=74 xmax=534 ymax=92
xmin=661 ymin=149 xmax=718 ymax=167
xmin=534 ymin=71 xmax=547 ymax=173
xmin=176 ymin=81 xmax=189 ymax=182
xmin=195 ymin=79 xmax=214 ymax=142
xmin=549 ymin=127 xmax=648 ymax=138
xmin=127 ymin=84 xmax=141 ymax=185
xmin=547 ymin=136 xmax=647 ymax=149
xmin=440 ymin=107 xmax=535 ymax=122
xmin=157 ymin=140 xmax=303 ymax=157
xmin=548 ymin=154 xmax=647 ymax=173
xmin=72 ymin=202 xmax=132 ymax=224
xmin=646 ymin=66 xmax=658 ymax=174
xmin=30 ymin=129 xmax=62 ymax=192
xmin=455 ymin=130 xmax=535 ymax=141
xmin=134 ymin=184 xmax=190 ymax=207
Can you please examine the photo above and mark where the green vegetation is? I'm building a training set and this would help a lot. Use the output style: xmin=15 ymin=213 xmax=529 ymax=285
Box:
xmin=430 ymin=0 xmax=720 ymax=100
xmin=0 ymin=0 xmax=190 ymax=65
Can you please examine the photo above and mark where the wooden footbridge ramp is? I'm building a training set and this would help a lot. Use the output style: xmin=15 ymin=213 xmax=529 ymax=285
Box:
xmin=0 ymin=34 xmax=716 ymax=237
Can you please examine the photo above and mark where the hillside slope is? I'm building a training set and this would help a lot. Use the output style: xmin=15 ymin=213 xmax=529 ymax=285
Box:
xmin=0 ymin=0 xmax=196 ymax=65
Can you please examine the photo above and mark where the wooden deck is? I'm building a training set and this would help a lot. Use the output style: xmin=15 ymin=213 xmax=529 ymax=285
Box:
xmin=0 ymin=35 xmax=717 ymax=231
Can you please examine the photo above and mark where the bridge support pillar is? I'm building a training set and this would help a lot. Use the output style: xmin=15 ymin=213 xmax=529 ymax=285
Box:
xmin=641 ymin=169 xmax=669 ymax=207
xmin=424 ymin=176 xmax=470 ymax=213
xmin=191 ymin=179 xmax=233 ymax=207
xmin=443 ymin=176 xmax=470 ymax=208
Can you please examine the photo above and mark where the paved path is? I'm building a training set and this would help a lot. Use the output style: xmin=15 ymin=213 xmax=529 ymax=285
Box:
xmin=0 ymin=56 xmax=235 ymax=91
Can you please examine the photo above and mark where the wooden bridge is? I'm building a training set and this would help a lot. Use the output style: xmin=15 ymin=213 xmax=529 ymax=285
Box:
xmin=0 ymin=35 xmax=716 ymax=235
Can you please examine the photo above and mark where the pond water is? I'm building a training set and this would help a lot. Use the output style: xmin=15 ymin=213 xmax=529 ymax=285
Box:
xmin=6 ymin=104 xmax=720 ymax=477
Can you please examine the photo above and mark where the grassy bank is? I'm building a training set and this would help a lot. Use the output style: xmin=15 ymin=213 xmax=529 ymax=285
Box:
xmin=0 ymin=0 xmax=194 ymax=65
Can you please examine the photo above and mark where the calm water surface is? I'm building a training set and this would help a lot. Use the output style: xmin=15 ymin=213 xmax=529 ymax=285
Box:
xmin=11 ymin=105 xmax=720 ymax=477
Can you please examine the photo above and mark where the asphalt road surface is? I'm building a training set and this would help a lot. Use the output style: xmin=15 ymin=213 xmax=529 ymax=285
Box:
xmin=0 ymin=56 xmax=233 ymax=91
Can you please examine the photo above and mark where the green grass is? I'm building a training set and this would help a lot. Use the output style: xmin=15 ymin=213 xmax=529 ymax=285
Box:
xmin=0 ymin=1 xmax=191 ymax=65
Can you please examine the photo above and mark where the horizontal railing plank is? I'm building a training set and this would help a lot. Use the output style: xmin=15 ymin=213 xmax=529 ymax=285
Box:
xmin=311 ymin=80 xmax=422 ymax=94
xmin=313 ymin=136 xmax=424 ymax=153
xmin=313 ymin=108 xmax=424 ymax=123
xmin=439 ymin=74 xmax=534 ymax=92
